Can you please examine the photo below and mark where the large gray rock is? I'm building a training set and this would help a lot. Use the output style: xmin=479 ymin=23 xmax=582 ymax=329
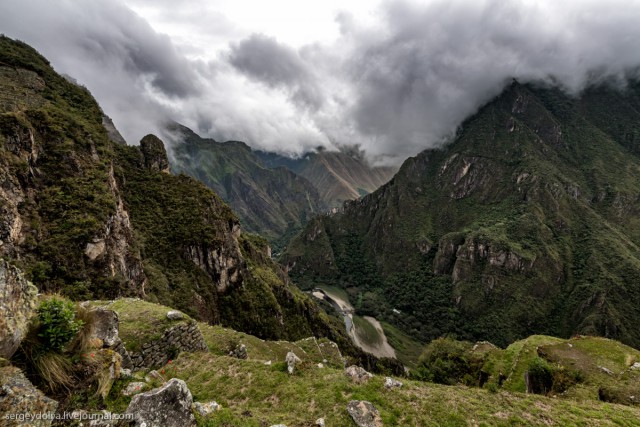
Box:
xmin=346 ymin=400 xmax=383 ymax=427
xmin=0 ymin=366 xmax=58 ymax=426
xmin=92 ymin=308 xmax=119 ymax=347
xmin=124 ymin=378 xmax=195 ymax=427
xmin=0 ymin=260 xmax=38 ymax=359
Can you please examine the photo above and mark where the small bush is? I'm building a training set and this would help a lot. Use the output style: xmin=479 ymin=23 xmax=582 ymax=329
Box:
xmin=37 ymin=298 xmax=84 ymax=351
xmin=413 ymin=337 xmax=484 ymax=385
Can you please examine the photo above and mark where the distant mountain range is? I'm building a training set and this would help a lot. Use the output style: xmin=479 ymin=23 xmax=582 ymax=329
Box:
xmin=168 ymin=123 xmax=396 ymax=250
xmin=284 ymin=79 xmax=640 ymax=350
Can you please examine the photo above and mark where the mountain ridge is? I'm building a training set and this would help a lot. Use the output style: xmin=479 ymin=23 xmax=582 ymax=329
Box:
xmin=284 ymin=79 xmax=640 ymax=349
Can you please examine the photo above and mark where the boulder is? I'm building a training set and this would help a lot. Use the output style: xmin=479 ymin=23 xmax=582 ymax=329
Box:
xmin=166 ymin=310 xmax=185 ymax=320
xmin=193 ymin=401 xmax=221 ymax=416
xmin=0 ymin=260 xmax=38 ymax=359
xmin=0 ymin=366 xmax=58 ymax=426
xmin=346 ymin=400 xmax=383 ymax=427
xmin=124 ymin=378 xmax=195 ymax=427
xmin=344 ymin=365 xmax=373 ymax=384
xmin=285 ymin=351 xmax=301 ymax=374
xmin=383 ymin=377 xmax=403 ymax=389
xmin=92 ymin=308 xmax=119 ymax=347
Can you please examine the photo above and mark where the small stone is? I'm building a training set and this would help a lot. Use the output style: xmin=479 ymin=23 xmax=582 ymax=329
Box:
xmin=384 ymin=377 xmax=403 ymax=389
xmin=599 ymin=366 xmax=614 ymax=376
xmin=317 ymin=363 xmax=324 ymax=368
xmin=193 ymin=401 xmax=220 ymax=416
xmin=167 ymin=310 xmax=185 ymax=320
xmin=347 ymin=400 xmax=382 ymax=427
xmin=315 ymin=418 xmax=326 ymax=427
xmin=122 ymin=382 xmax=147 ymax=397
xmin=285 ymin=351 xmax=301 ymax=375
xmin=344 ymin=365 xmax=373 ymax=384
xmin=145 ymin=369 xmax=165 ymax=383
xmin=631 ymin=362 xmax=640 ymax=370
xmin=264 ymin=360 xmax=272 ymax=366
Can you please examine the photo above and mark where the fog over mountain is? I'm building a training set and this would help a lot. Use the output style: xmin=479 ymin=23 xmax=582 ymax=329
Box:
xmin=2 ymin=0 xmax=640 ymax=164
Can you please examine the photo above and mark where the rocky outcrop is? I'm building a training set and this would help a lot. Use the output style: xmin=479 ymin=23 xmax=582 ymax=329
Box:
xmin=101 ymin=114 xmax=127 ymax=145
xmin=0 ymin=260 xmax=37 ymax=359
xmin=84 ymin=165 xmax=147 ymax=297
xmin=128 ymin=321 xmax=208 ymax=370
xmin=124 ymin=378 xmax=195 ymax=427
xmin=140 ymin=134 xmax=170 ymax=173
xmin=0 ymin=366 xmax=58 ymax=426
xmin=184 ymin=225 xmax=243 ymax=293
xmin=346 ymin=400 xmax=383 ymax=427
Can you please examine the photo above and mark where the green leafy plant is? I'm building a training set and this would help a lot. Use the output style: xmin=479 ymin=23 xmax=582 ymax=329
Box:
xmin=36 ymin=298 xmax=84 ymax=351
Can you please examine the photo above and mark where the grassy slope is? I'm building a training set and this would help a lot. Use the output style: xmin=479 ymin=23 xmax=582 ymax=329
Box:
xmin=97 ymin=299 xmax=640 ymax=426
xmin=284 ymin=80 xmax=640 ymax=351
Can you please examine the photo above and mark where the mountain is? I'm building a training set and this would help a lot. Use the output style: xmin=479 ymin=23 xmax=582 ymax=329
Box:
xmin=168 ymin=123 xmax=324 ymax=251
xmin=284 ymin=79 xmax=640 ymax=349
xmin=0 ymin=35 xmax=358 ymax=350
xmin=256 ymin=147 xmax=398 ymax=208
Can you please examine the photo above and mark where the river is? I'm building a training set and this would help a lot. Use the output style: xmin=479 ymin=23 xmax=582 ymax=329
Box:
xmin=312 ymin=288 xmax=396 ymax=359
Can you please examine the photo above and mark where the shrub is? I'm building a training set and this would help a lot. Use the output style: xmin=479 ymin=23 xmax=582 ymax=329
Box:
xmin=413 ymin=337 xmax=483 ymax=385
xmin=37 ymin=298 xmax=84 ymax=351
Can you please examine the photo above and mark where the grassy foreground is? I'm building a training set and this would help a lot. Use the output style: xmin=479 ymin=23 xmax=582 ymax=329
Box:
xmin=96 ymin=299 xmax=640 ymax=426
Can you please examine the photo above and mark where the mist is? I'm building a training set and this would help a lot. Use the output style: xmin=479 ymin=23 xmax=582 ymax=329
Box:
xmin=1 ymin=0 xmax=640 ymax=164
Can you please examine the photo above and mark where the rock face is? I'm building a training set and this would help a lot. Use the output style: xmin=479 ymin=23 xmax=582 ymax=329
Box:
xmin=124 ymin=378 xmax=195 ymax=427
xmin=345 ymin=366 xmax=373 ymax=384
xmin=0 ymin=366 xmax=58 ymax=426
xmin=0 ymin=260 xmax=37 ymax=359
xmin=285 ymin=351 xmax=301 ymax=374
xmin=346 ymin=400 xmax=383 ymax=427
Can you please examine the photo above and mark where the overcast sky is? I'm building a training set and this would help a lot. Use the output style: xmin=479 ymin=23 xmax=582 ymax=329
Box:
xmin=1 ymin=0 xmax=640 ymax=163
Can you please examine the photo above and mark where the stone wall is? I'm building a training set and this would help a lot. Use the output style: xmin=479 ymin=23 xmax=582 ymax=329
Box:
xmin=128 ymin=321 xmax=208 ymax=370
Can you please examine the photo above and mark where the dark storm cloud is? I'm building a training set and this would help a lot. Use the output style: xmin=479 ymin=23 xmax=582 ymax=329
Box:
xmin=0 ymin=0 xmax=200 ymax=143
xmin=2 ymin=0 xmax=640 ymax=162
xmin=229 ymin=34 xmax=324 ymax=110
xmin=331 ymin=0 xmax=640 ymax=160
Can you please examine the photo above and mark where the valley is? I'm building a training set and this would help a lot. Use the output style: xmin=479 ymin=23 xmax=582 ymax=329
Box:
xmin=312 ymin=287 xmax=396 ymax=360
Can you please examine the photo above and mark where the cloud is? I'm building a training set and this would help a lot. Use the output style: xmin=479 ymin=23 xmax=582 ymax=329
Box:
xmin=1 ymin=0 xmax=640 ymax=163
xmin=229 ymin=34 xmax=324 ymax=111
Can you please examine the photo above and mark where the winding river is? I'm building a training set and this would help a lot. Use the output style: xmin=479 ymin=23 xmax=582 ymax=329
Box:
xmin=312 ymin=288 xmax=396 ymax=359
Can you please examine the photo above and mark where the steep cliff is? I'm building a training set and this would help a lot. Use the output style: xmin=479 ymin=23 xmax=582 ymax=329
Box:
xmin=0 ymin=35 xmax=352 ymax=346
xmin=285 ymin=80 xmax=640 ymax=348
